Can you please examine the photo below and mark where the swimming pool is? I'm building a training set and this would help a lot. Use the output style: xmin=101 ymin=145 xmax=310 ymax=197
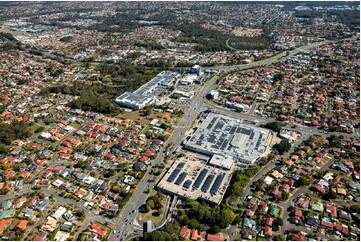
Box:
xmin=252 ymin=226 xmax=258 ymax=231
xmin=323 ymin=216 xmax=331 ymax=222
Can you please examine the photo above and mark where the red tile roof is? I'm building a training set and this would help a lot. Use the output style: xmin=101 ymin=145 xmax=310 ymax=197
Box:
xmin=264 ymin=226 xmax=272 ymax=236
xmin=206 ymin=234 xmax=224 ymax=241
xmin=0 ymin=219 xmax=12 ymax=235
xmin=266 ymin=217 xmax=273 ymax=226
xmin=90 ymin=223 xmax=107 ymax=237
xmin=179 ymin=227 xmax=191 ymax=239
xmin=321 ymin=220 xmax=334 ymax=230
xmin=291 ymin=233 xmax=307 ymax=241
xmin=326 ymin=205 xmax=338 ymax=218
xmin=16 ymin=219 xmax=29 ymax=230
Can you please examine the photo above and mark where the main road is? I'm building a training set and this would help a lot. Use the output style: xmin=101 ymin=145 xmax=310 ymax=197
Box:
xmin=110 ymin=74 xmax=219 ymax=241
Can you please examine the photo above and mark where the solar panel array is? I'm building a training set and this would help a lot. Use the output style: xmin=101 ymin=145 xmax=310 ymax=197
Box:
xmin=175 ymin=172 xmax=187 ymax=185
xmin=210 ymin=172 xmax=225 ymax=195
xmin=167 ymin=162 xmax=185 ymax=183
xmin=184 ymin=113 xmax=271 ymax=164
xmin=193 ymin=169 xmax=208 ymax=189
xmin=189 ymin=116 xmax=256 ymax=151
xmin=255 ymin=133 xmax=263 ymax=150
xmin=183 ymin=180 xmax=192 ymax=189
xmin=201 ymin=174 xmax=215 ymax=193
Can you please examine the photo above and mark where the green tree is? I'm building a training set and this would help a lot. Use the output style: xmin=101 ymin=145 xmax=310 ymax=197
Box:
xmin=0 ymin=144 xmax=8 ymax=154
xmin=35 ymin=126 xmax=45 ymax=133
xmin=111 ymin=185 xmax=121 ymax=193
xmin=273 ymin=73 xmax=284 ymax=82
xmin=212 ymin=224 xmax=221 ymax=234
xmin=327 ymin=190 xmax=337 ymax=200
xmin=233 ymin=215 xmax=242 ymax=225
xmin=277 ymin=139 xmax=291 ymax=154
xmin=0 ymin=187 xmax=10 ymax=195
xmin=273 ymin=235 xmax=285 ymax=241
xmin=274 ymin=217 xmax=283 ymax=227
xmin=329 ymin=135 xmax=342 ymax=148
xmin=263 ymin=122 xmax=283 ymax=132
xmin=281 ymin=192 xmax=290 ymax=201
xmin=188 ymin=218 xmax=199 ymax=229
xmin=143 ymin=230 xmax=172 ymax=241
xmin=219 ymin=208 xmax=236 ymax=227
xmin=299 ymin=176 xmax=309 ymax=186
xmin=147 ymin=199 xmax=155 ymax=210
xmin=75 ymin=160 xmax=85 ymax=168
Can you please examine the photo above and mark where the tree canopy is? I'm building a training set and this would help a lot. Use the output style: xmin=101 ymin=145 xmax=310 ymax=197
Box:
xmin=0 ymin=121 xmax=31 ymax=145
xmin=143 ymin=230 xmax=172 ymax=241
xmin=277 ymin=139 xmax=291 ymax=154
xmin=263 ymin=121 xmax=283 ymax=132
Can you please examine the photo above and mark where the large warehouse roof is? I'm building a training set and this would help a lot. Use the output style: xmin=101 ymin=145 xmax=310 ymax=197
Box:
xmin=115 ymin=71 xmax=178 ymax=109
xmin=184 ymin=113 xmax=272 ymax=164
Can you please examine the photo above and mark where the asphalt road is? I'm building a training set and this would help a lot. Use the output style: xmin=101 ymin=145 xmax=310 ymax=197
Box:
xmin=110 ymin=75 xmax=220 ymax=241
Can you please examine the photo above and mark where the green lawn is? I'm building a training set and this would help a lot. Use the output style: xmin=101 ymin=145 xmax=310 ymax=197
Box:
xmin=119 ymin=110 xmax=142 ymax=121
xmin=139 ymin=209 xmax=163 ymax=225
xmin=30 ymin=123 xmax=47 ymax=135
xmin=140 ymin=125 xmax=150 ymax=134
xmin=139 ymin=190 xmax=167 ymax=225
xmin=0 ymin=28 xmax=27 ymax=36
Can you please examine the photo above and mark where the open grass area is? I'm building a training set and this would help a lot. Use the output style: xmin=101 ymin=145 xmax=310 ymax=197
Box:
xmin=30 ymin=122 xmax=47 ymax=135
xmin=140 ymin=125 xmax=150 ymax=134
xmin=71 ymin=123 xmax=82 ymax=129
xmin=119 ymin=110 xmax=142 ymax=121
xmin=140 ymin=209 xmax=163 ymax=225
xmin=139 ymin=189 xmax=166 ymax=225
xmin=0 ymin=28 xmax=27 ymax=36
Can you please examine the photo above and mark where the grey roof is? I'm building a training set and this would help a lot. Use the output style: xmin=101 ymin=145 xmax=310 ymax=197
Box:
xmin=184 ymin=113 xmax=271 ymax=164
xmin=115 ymin=71 xmax=178 ymax=109
xmin=243 ymin=218 xmax=257 ymax=228
xmin=306 ymin=216 xmax=319 ymax=227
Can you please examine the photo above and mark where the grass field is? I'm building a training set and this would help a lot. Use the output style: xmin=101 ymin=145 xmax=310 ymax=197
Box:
xmin=0 ymin=28 xmax=26 ymax=37
xmin=139 ymin=209 xmax=163 ymax=225
xmin=119 ymin=110 xmax=141 ymax=120
xmin=139 ymin=189 xmax=166 ymax=225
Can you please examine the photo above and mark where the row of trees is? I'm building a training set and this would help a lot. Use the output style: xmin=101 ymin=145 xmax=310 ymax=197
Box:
xmin=226 ymin=165 xmax=261 ymax=199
